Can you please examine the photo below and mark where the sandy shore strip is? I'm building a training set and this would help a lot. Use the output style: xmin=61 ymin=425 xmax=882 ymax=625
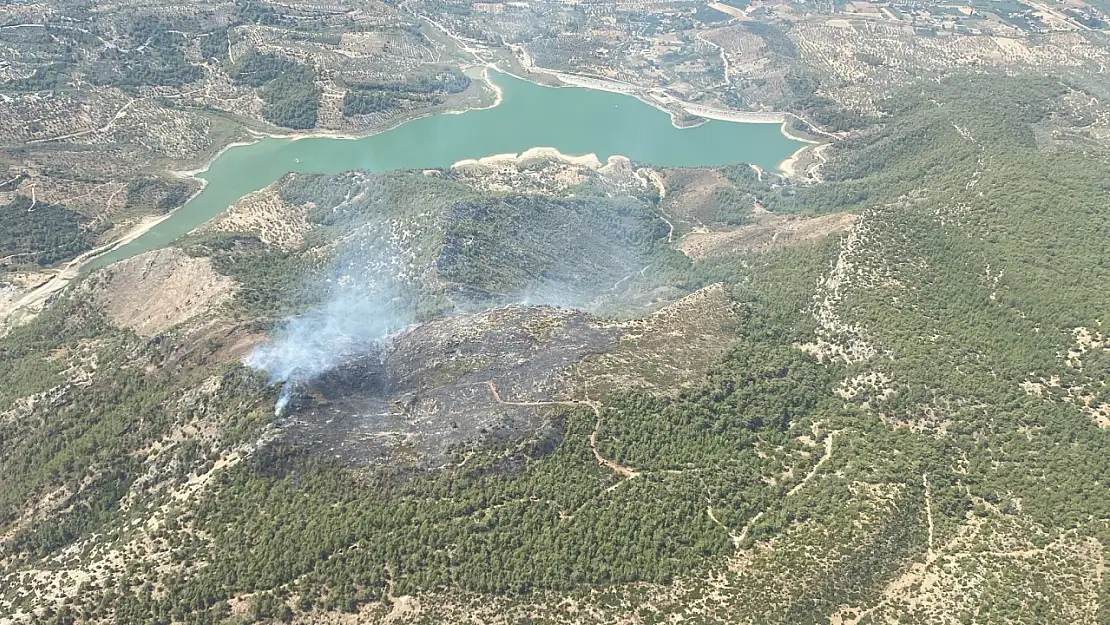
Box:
xmin=531 ymin=66 xmax=836 ymax=173
xmin=445 ymin=65 xmax=503 ymax=115
xmin=680 ymin=102 xmax=785 ymax=124
xmin=452 ymin=146 xmax=605 ymax=170
xmin=482 ymin=67 xmax=504 ymax=108
xmin=502 ymin=53 xmax=840 ymax=146
xmin=504 ymin=60 xmax=805 ymax=134
xmin=172 ymin=140 xmax=259 ymax=178
xmin=0 ymin=212 xmax=173 ymax=326
xmin=535 ymin=70 xmax=641 ymax=97
xmin=779 ymin=142 xmax=832 ymax=181
xmin=503 ymin=66 xmax=699 ymax=130
xmin=778 ymin=146 xmax=809 ymax=179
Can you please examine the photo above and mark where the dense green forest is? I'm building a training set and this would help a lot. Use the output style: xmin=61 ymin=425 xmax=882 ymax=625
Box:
xmin=341 ymin=69 xmax=471 ymax=117
xmin=342 ymin=89 xmax=398 ymax=116
xmin=124 ymin=176 xmax=195 ymax=214
xmin=230 ymin=52 xmax=320 ymax=129
xmin=0 ymin=196 xmax=98 ymax=268
xmin=260 ymin=70 xmax=319 ymax=130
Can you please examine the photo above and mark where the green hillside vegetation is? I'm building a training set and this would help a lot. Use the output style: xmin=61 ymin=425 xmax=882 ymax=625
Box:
xmin=124 ymin=177 xmax=195 ymax=214
xmin=0 ymin=301 xmax=269 ymax=563
xmin=0 ymin=196 xmax=99 ymax=268
xmin=346 ymin=69 xmax=471 ymax=95
xmin=260 ymin=70 xmax=319 ymax=130
xmin=341 ymin=69 xmax=472 ymax=117
xmin=342 ymin=89 xmax=398 ymax=115
xmin=230 ymin=52 xmax=319 ymax=129
xmin=824 ymin=75 xmax=1110 ymax=533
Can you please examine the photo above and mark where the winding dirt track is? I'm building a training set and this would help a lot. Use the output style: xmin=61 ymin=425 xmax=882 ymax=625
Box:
xmin=485 ymin=379 xmax=844 ymax=546
xmin=923 ymin=472 xmax=935 ymax=558
xmin=730 ymin=430 xmax=839 ymax=546
xmin=482 ymin=381 xmax=639 ymax=478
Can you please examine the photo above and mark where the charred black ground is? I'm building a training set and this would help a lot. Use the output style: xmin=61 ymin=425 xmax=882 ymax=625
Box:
xmin=279 ymin=305 xmax=622 ymax=467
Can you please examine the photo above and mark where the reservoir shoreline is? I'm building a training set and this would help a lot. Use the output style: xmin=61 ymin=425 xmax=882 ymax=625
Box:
xmin=172 ymin=64 xmax=810 ymax=184
xmin=2 ymin=68 xmax=808 ymax=325
xmin=88 ymin=70 xmax=803 ymax=270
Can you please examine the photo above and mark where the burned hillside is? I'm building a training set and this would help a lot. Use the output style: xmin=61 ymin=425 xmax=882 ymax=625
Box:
xmin=200 ymin=166 xmax=690 ymax=467
xmin=277 ymin=305 xmax=620 ymax=467
xmin=2 ymin=155 xmax=853 ymax=623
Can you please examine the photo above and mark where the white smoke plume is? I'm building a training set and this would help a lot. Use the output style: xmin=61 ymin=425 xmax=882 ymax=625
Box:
xmin=244 ymin=217 xmax=413 ymax=416
xmin=246 ymin=292 xmax=402 ymax=414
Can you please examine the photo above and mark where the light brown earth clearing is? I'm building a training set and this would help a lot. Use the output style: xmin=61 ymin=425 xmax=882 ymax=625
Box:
xmin=203 ymin=183 xmax=313 ymax=250
xmin=86 ymin=247 xmax=235 ymax=337
xmin=576 ymin=283 xmax=740 ymax=395
xmin=679 ymin=210 xmax=857 ymax=259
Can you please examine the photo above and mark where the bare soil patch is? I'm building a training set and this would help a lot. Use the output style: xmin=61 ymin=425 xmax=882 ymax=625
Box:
xmin=679 ymin=211 xmax=857 ymax=259
xmin=203 ymin=184 xmax=312 ymax=250
xmin=87 ymin=247 xmax=235 ymax=337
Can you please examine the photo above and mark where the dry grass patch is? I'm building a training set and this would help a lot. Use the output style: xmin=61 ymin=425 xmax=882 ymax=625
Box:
xmin=577 ymin=283 xmax=740 ymax=395
xmin=203 ymin=183 xmax=313 ymax=250
xmin=679 ymin=210 xmax=857 ymax=259
xmin=87 ymin=247 xmax=235 ymax=337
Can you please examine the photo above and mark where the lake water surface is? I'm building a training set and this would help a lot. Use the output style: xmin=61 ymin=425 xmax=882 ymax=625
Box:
xmin=91 ymin=71 xmax=802 ymax=268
